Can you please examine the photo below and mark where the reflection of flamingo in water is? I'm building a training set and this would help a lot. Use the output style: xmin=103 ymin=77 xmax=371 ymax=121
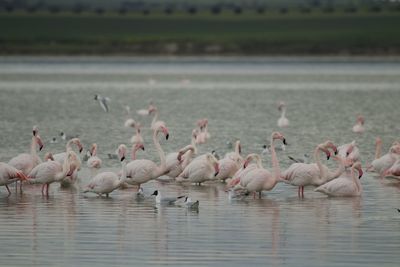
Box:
xmin=315 ymin=162 xmax=363 ymax=197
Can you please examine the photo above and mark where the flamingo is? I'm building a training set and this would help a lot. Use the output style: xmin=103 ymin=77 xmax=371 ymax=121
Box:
xmin=83 ymin=144 xmax=129 ymax=197
xmin=281 ymin=141 xmax=340 ymax=197
xmin=233 ymin=132 xmax=286 ymax=198
xmin=352 ymin=115 xmax=365 ymax=134
xmin=337 ymin=140 xmax=360 ymax=168
xmin=226 ymin=155 xmax=262 ymax=189
xmin=164 ymin=129 xmax=198 ymax=178
xmin=382 ymin=158 xmax=400 ymax=179
xmin=314 ymin=162 xmax=363 ymax=197
xmin=87 ymin=143 xmax=102 ymax=177
xmin=277 ymin=101 xmax=289 ymax=128
xmin=28 ymin=151 xmax=76 ymax=196
xmin=176 ymin=153 xmax=219 ymax=185
xmin=0 ymin=163 xmax=28 ymax=195
xmin=215 ymin=140 xmax=243 ymax=182
xmin=125 ymin=119 xmax=144 ymax=145
xmin=8 ymin=127 xmax=44 ymax=176
xmin=125 ymin=122 xmax=169 ymax=190
xmin=53 ymin=138 xmax=83 ymax=186
xmin=195 ymin=119 xmax=210 ymax=144
xmin=367 ymin=139 xmax=400 ymax=175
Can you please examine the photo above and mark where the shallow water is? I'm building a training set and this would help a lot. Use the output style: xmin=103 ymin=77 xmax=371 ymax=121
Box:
xmin=0 ymin=56 xmax=399 ymax=266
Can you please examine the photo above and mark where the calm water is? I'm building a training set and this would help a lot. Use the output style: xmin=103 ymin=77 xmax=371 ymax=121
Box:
xmin=0 ymin=56 xmax=399 ymax=266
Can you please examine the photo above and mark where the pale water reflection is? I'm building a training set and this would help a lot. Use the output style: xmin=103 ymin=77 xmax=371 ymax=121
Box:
xmin=0 ymin=57 xmax=399 ymax=266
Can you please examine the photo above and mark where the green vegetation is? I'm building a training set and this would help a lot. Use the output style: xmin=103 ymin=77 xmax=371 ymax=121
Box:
xmin=0 ymin=11 xmax=400 ymax=55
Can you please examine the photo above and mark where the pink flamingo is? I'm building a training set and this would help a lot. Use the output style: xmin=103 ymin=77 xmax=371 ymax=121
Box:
xmin=315 ymin=162 xmax=363 ymax=197
xmin=53 ymin=138 xmax=83 ymax=186
xmin=84 ymin=144 xmax=129 ymax=197
xmin=226 ymin=154 xmax=262 ymax=189
xmin=165 ymin=129 xmax=198 ymax=178
xmin=352 ymin=115 xmax=365 ymax=134
xmin=367 ymin=138 xmax=400 ymax=175
xmin=87 ymin=143 xmax=102 ymax=177
xmin=0 ymin=163 xmax=28 ymax=195
xmin=233 ymin=132 xmax=286 ymax=198
xmin=28 ymin=151 xmax=77 ymax=196
xmin=281 ymin=141 xmax=341 ymax=197
xmin=125 ymin=122 xmax=169 ymax=190
xmin=216 ymin=140 xmax=243 ymax=182
xmin=125 ymin=119 xmax=144 ymax=145
xmin=277 ymin=101 xmax=289 ymax=128
xmin=337 ymin=140 xmax=360 ymax=168
xmin=195 ymin=118 xmax=210 ymax=144
xmin=176 ymin=153 xmax=219 ymax=185
xmin=382 ymin=158 xmax=400 ymax=178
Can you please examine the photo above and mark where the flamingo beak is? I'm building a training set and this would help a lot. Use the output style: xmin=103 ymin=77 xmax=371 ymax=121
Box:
xmin=283 ymin=138 xmax=287 ymax=145
xmin=326 ymin=151 xmax=331 ymax=160
xmin=79 ymin=146 xmax=83 ymax=153
xmin=121 ymin=156 xmax=125 ymax=162
xmin=141 ymin=145 xmax=145 ymax=151
xmin=162 ymin=127 xmax=169 ymax=140
xmin=357 ymin=167 xmax=363 ymax=179
xmin=214 ymin=163 xmax=219 ymax=177
xmin=243 ymin=160 xmax=249 ymax=169
xmin=33 ymin=130 xmax=37 ymax=136
xmin=238 ymin=144 xmax=242 ymax=154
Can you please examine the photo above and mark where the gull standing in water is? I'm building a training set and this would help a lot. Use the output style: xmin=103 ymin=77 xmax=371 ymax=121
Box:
xmin=94 ymin=94 xmax=110 ymax=112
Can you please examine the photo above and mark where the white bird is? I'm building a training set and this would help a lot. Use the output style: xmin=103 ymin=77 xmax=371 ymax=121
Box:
xmin=94 ymin=94 xmax=110 ymax=112
xmin=83 ymin=145 xmax=128 ymax=197
xmin=183 ymin=197 xmax=199 ymax=209
xmin=151 ymin=190 xmax=186 ymax=205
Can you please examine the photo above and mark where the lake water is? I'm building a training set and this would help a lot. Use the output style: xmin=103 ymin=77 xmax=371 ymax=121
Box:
xmin=0 ymin=56 xmax=399 ymax=266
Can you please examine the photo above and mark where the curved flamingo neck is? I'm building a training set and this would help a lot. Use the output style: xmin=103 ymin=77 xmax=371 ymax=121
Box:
xmin=131 ymin=146 xmax=139 ymax=160
xmin=375 ymin=140 xmax=382 ymax=159
xmin=151 ymin=110 xmax=159 ymax=128
xmin=56 ymin=156 xmax=70 ymax=180
xmin=152 ymin=130 xmax=166 ymax=177
xmin=280 ymin=108 xmax=286 ymax=119
xmin=234 ymin=141 xmax=241 ymax=155
xmin=328 ymin=158 xmax=345 ymax=181
xmin=30 ymin=136 xmax=38 ymax=158
xmin=255 ymin=156 xmax=263 ymax=168
xmin=314 ymin=146 xmax=326 ymax=178
xmin=190 ymin=135 xmax=198 ymax=154
xmin=270 ymin=137 xmax=281 ymax=180
xmin=118 ymin=161 xmax=127 ymax=185
xmin=351 ymin=167 xmax=361 ymax=194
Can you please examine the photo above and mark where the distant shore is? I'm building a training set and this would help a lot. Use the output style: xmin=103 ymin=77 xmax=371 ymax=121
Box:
xmin=1 ymin=12 xmax=400 ymax=55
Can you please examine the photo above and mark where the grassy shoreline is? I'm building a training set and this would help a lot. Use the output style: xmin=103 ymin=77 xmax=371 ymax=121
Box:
xmin=1 ymin=13 xmax=400 ymax=55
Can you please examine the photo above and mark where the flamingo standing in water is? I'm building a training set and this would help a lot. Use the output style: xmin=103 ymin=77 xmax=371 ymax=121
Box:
xmin=84 ymin=144 xmax=129 ymax=197
xmin=125 ymin=122 xmax=169 ymax=190
xmin=315 ymin=162 xmax=363 ymax=197
xmin=176 ymin=153 xmax=219 ymax=185
xmin=277 ymin=101 xmax=289 ymax=128
xmin=28 ymin=151 xmax=77 ymax=196
xmin=352 ymin=115 xmax=365 ymax=134
xmin=165 ymin=129 xmax=198 ymax=179
xmin=367 ymin=138 xmax=400 ymax=175
xmin=0 ymin=163 xmax=28 ymax=195
xmin=195 ymin=118 xmax=210 ymax=144
xmin=87 ymin=143 xmax=102 ymax=177
xmin=382 ymin=158 xmax=400 ymax=179
xmin=281 ymin=141 xmax=341 ymax=197
xmin=215 ymin=140 xmax=243 ymax=182
xmin=8 ymin=126 xmax=44 ymax=191
xmin=53 ymin=138 xmax=83 ymax=186
xmin=233 ymin=132 xmax=286 ymax=198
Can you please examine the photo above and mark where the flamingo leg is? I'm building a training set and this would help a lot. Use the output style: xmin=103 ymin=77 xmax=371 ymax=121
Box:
xmin=106 ymin=193 xmax=109 ymax=198
xmin=6 ymin=185 xmax=11 ymax=195
xmin=41 ymin=184 xmax=45 ymax=195
xmin=298 ymin=186 xmax=301 ymax=197
xmin=46 ymin=184 xmax=49 ymax=196
xmin=301 ymin=186 xmax=304 ymax=197
xmin=19 ymin=181 xmax=23 ymax=193
xmin=259 ymin=191 xmax=262 ymax=199
xmin=253 ymin=192 xmax=256 ymax=199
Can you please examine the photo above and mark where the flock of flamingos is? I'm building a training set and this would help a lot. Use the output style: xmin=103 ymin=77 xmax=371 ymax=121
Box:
xmin=1 ymin=100 xmax=399 ymax=204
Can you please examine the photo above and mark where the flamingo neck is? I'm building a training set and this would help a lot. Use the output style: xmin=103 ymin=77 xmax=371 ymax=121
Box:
xmin=131 ymin=147 xmax=139 ymax=160
xmin=314 ymin=146 xmax=326 ymax=178
xmin=56 ymin=156 xmax=70 ymax=181
xmin=280 ymin=108 xmax=286 ymax=118
xmin=351 ymin=167 xmax=362 ymax=194
xmin=181 ymin=145 xmax=195 ymax=169
xmin=151 ymin=110 xmax=159 ymax=128
xmin=375 ymin=141 xmax=382 ymax=159
xmin=30 ymin=136 xmax=38 ymax=158
xmin=255 ymin=156 xmax=263 ymax=168
xmin=118 ymin=161 xmax=127 ymax=186
xmin=270 ymin=137 xmax=281 ymax=180
xmin=152 ymin=130 xmax=166 ymax=177
xmin=234 ymin=142 xmax=240 ymax=155
xmin=190 ymin=135 xmax=198 ymax=154
xmin=328 ymin=158 xmax=345 ymax=182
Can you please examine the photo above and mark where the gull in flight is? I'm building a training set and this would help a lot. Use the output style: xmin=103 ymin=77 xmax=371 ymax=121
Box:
xmin=94 ymin=94 xmax=111 ymax=112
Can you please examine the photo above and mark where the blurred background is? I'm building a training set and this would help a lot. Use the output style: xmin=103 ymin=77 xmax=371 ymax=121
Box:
xmin=1 ymin=0 xmax=400 ymax=55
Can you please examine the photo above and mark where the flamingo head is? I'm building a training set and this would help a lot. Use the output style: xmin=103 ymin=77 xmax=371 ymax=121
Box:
xmin=44 ymin=152 xmax=54 ymax=161
xmin=197 ymin=118 xmax=208 ymax=130
xmin=117 ymin=144 xmax=127 ymax=162
xmin=356 ymin=115 xmax=365 ymax=125
xmin=148 ymin=103 xmax=157 ymax=114
xmin=375 ymin=137 xmax=382 ymax=145
xmin=323 ymin=140 xmax=338 ymax=155
xmin=352 ymin=162 xmax=363 ymax=179
xmin=318 ymin=145 xmax=331 ymax=160
xmin=89 ymin=143 xmax=97 ymax=156
xmin=271 ymin=132 xmax=286 ymax=145
xmin=35 ymin=135 xmax=44 ymax=151
xmin=243 ymin=153 xmax=259 ymax=169
xmin=235 ymin=140 xmax=242 ymax=155
xmin=71 ymin=138 xmax=83 ymax=153
xmin=32 ymin=125 xmax=39 ymax=136
xmin=277 ymin=101 xmax=286 ymax=112
xmin=135 ymin=142 xmax=145 ymax=151
xmin=158 ymin=124 xmax=169 ymax=140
